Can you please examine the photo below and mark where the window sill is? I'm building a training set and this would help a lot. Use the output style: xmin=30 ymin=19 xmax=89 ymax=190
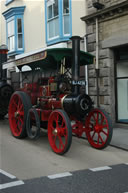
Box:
xmin=8 ymin=50 xmax=24 ymax=56
xmin=5 ymin=0 xmax=14 ymax=6
xmin=47 ymin=36 xmax=71 ymax=46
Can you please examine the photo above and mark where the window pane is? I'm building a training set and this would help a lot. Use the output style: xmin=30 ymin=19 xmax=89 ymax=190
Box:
xmin=54 ymin=17 xmax=59 ymax=36
xmin=117 ymin=61 xmax=128 ymax=78
xmin=17 ymin=19 xmax=22 ymax=33
xmin=48 ymin=5 xmax=52 ymax=19
xmin=64 ymin=15 xmax=70 ymax=34
xmin=63 ymin=0 xmax=69 ymax=14
xmin=8 ymin=38 xmax=10 ymax=50
xmin=53 ymin=0 xmax=58 ymax=17
xmin=48 ymin=17 xmax=59 ymax=39
xmin=8 ymin=36 xmax=15 ymax=51
xmin=117 ymin=78 xmax=128 ymax=122
xmin=8 ymin=20 xmax=14 ymax=36
xmin=18 ymin=34 xmax=23 ymax=48
xmin=48 ymin=20 xmax=54 ymax=38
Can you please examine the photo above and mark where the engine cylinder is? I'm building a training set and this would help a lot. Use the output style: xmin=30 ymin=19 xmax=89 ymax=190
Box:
xmin=62 ymin=94 xmax=93 ymax=117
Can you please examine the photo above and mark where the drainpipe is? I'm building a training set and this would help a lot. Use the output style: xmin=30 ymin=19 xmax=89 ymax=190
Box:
xmin=95 ymin=17 xmax=100 ymax=107
xmin=84 ymin=35 xmax=88 ymax=95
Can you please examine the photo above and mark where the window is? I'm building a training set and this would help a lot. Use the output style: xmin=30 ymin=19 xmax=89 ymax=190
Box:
xmin=47 ymin=0 xmax=59 ymax=39
xmin=17 ymin=18 xmax=23 ymax=49
xmin=7 ymin=19 xmax=15 ymax=51
xmin=45 ymin=0 xmax=72 ymax=45
xmin=63 ymin=0 xmax=70 ymax=35
xmin=3 ymin=7 xmax=25 ymax=56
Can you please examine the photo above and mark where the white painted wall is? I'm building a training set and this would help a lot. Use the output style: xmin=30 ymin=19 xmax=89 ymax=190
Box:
xmin=72 ymin=0 xmax=86 ymax=37
xmin=1 ymin=0 xmax=86 ymax=53
xmin=0 ymin=0 xmax=6 ymax=45
xmin=1 ymin=0 xmax=46 ymax=52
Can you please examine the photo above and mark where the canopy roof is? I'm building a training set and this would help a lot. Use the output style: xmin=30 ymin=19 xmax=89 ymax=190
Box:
xmin=16 ymin=48 xmax=94 ymax=71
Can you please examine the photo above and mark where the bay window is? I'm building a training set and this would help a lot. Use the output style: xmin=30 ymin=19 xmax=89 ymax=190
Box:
xmin=3 ymin=7 xmax=25 ymax=56
xmin=45 ymin=0 xmax=72 ymax=45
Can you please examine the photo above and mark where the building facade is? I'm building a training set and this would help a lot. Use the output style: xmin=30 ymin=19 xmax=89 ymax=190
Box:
xmin=82 ymin=0 xmax=128 ymax=125
xmin=0 ymin=0 xmax=87 ymax=87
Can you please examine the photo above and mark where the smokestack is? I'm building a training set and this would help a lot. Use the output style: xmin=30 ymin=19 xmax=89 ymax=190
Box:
xmin=70 ymin=36 xmax=82 ymax=95
xmin=0 ymin=45 xmax=8 ymax=81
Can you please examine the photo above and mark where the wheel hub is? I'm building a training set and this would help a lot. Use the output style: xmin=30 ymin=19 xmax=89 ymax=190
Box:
xmin=14 ymin=111 xmax=20 ymax=118
xmin=53 ymin=129 xmax=58 ymax=136
xmin=94 ymin=125 xmax=101 ymax=133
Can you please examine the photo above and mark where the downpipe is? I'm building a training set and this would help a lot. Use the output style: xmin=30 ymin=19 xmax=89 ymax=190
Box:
xmin=96 ymin=17 xmax=100 ymax=108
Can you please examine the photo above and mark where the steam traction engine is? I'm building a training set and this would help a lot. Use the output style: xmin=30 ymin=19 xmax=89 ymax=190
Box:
xmin=8 ymin=36 xmax=113 ymax=155
xmin=0 ymin=46 xmax=13 ymax=119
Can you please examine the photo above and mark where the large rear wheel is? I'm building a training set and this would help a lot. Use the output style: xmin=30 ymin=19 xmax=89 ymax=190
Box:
xmin=85 ymin=108 xmax=113 ymax=149
xmin=9 ymin=91 xmax=32 ymax=138
xmin=48 ymin=109 xmax=72 ymax=155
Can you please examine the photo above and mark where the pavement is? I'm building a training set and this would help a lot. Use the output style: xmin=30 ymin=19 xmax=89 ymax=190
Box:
xmin=110 ymin=127 xmax=128 ymax=151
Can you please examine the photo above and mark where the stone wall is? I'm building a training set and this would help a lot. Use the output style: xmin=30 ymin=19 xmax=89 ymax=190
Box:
xmin=85 ymin=0 xmax=128 ymax=123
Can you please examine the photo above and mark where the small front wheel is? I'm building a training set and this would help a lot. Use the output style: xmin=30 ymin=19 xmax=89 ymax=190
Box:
xmin=85 ymin=108 xmax=113 ymax=149
xmin=48 ymin=109 xmax=72 ymax=155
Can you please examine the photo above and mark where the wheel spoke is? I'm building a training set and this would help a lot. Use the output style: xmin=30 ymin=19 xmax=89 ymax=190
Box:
xmin=99 ymin=134 xmax=104 ymax=144
xmin=101 ymin=124 xmax=107 ymax=129
xmin=53 ymin=135 xmax=57 ymax=143
xmin=61 ymin=126 xmax=67 ymax=136
xmin=101 ymin=129 xmax=108 ymax=136
xmin=58 ymin=136 xmax=65 ymax=150
xmin=19 ymin=111 xmax=24 ymax=116
xmin=15 ymin=119 xmax=18 ymax=127
xmin=12 ymin=101 xmax=18 ymax=109
xmin=19 ymin=103 xmax=23 ymax=111
xmin=19 ymin=117 xmax=24 ymax=125
xmin=92 ymin=114 xmax=96 ymax=122
xmin=91 ymin=131 xmax=96 ymax=140
xmin=97 ymin=134 xmax=100 ymax=144
xmin=56 ymin=114 xmax=59 ymax=127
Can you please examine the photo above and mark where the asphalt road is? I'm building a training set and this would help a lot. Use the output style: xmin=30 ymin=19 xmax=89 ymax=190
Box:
xmin=0 ymin=164 xmax=128 ymax=193
xmin=0 ymin=119 xmax=128 ymax=192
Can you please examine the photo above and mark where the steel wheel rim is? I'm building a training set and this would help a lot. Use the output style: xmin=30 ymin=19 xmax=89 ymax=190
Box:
xmin=9 ymin=94 xmax=24 ymax=137
xmin=48 ymin=111 xmax=68 ymax=154
xmin=86 ymin=109 xmax=109 ymax=148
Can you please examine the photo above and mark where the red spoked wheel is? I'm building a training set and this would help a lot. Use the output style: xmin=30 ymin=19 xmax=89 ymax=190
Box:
xmin=85 ymin=108 xmax=113 ymax=149
xmin=9 ymin=91 xmax=32 ymax=138
xmin=48 ymin=109 xmax=72 ymax=155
